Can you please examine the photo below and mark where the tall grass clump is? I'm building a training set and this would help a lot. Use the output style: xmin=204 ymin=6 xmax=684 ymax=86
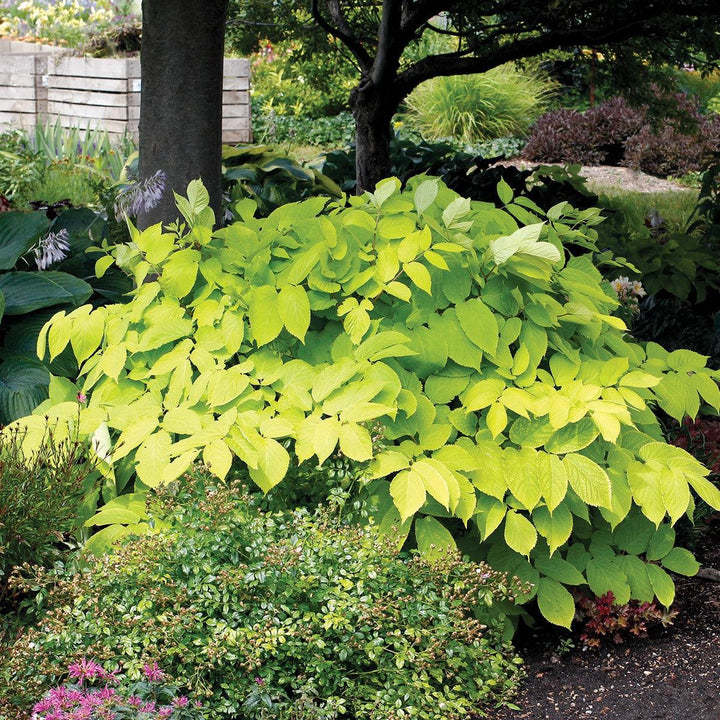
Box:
xmin=404 ymin=64 xmax=556 ymax=143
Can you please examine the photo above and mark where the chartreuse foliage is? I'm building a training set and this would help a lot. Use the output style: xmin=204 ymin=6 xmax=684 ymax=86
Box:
xmin=13 ymin=178 xmax=720 ymax=628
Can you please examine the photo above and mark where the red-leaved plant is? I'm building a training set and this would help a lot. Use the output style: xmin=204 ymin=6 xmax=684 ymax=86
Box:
xmin=577 ymin=592 xmax=678 ymax=648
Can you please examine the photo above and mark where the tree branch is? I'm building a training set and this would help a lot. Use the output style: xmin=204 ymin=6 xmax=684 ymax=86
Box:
xmin=372 ymin=0 xmax=404 ymax=85
xmin=394 ymin=8 xmax=694 ymax=99
xmin=310 ymin=0 xmax=373 ymax=72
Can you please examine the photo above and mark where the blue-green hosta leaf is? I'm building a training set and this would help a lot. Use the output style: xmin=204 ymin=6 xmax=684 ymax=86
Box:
xmin=0 ymin=271 xmax=92 ymax=315
xmin=0 ymin=355 xmax=50 ymax=424
xmin=0 ymin=210 xmax=48 ymax=269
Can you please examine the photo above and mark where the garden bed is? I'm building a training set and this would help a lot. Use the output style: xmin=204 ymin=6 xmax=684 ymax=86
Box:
xmin=493 ymin=522 xmax=720 ymax=720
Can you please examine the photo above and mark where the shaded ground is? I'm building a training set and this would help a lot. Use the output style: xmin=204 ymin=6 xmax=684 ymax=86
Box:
xmin=505 ymin=162 xmax=695 ymax=195
xmin=492 ymin=524 xmax=720 ymax=720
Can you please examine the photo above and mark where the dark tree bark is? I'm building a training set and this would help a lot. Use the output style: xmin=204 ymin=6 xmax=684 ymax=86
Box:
xmin=139 ymin=0 xmax=229 ymax=228
xmin=351 ymin=83 xmax=396 ymax=192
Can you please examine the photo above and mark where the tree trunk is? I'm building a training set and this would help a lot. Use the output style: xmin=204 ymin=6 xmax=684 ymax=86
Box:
xmin=139 ymin=0 xmax=228 ymax=228
xmin=351 ymin=83 xmax=397 ymax=193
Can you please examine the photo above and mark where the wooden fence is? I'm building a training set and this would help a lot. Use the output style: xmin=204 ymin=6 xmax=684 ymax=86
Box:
xmin=0 ymin=40 xmax=251 ymax=143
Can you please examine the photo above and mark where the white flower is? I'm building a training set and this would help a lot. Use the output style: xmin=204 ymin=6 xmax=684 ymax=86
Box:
xmin=114 ymin=169 xmax=167 ymax=221
xmin=33 ymin=229 xmax=70 ymax=270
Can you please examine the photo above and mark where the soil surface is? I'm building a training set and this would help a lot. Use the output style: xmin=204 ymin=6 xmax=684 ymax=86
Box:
xmin=491 ymin=523 xmax=720 ymax=720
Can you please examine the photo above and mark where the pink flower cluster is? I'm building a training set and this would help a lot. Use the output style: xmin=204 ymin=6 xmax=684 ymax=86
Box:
xmin=31 ymin=660 xmax=196 ymax=720
xmin=609 ymin=276 xmax=647 ymax=313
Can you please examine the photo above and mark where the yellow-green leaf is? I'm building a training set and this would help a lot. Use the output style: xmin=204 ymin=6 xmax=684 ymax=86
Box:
xmin=563 ymin=453 xmax=612 ymax=508
xmin=504 ymin=510 xmax=538 ymax=556
xmin=203 ymin=439 xmax=233 ymax=480
xmin=390 ymin=469 xmax=427 ymax=522
xmin=278 ymin=284 xmax=311 ymax=341
xmin=338 ymin=422 xmax=373 ymax=461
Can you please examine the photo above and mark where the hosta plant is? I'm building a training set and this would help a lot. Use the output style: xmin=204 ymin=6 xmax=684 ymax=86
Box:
xmin=0 ymin=207 xmax=130 ymax=425
xmin=12 ymin=177 xmax=720 ymax=629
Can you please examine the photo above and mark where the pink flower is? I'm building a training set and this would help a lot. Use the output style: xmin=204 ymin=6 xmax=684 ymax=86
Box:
xmin=67 ymin=658 xmax=108 ymax=684
xmin=142 ymin=662 xmax=165 ymax=682
xmin=76 ymin=392 xmax=87 ymax=404
xmin=172 ymin=696 xmax=189 ymax=708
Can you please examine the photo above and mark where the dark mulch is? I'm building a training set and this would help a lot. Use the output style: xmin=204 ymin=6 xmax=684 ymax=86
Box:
xmin=491 ymin=523 xmax=720 ymax=720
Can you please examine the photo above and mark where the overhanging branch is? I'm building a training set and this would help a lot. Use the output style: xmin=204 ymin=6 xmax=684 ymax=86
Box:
xmin=310 ymin=0 xmax=373 ymax=72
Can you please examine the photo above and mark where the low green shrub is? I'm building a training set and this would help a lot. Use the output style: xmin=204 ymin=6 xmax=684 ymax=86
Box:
xmin=0 ymin=472 xmax=524 ymax=720
xmin=0 ymin=426 xmax=97 ymax=632
xmin=223 ymin=144 xmax=343 ymax=218
xmin=250 ymin=40 xmax=355 ymax=119
xmin=594 ymin=190 xmax=717 ymax=302
xmin=252 ymin=107 xmax=355 ymax=148
xmin=404 ymin=65 xmax=556 ymax=144
xmin=10 ymin=177 xmax=720 ymax=636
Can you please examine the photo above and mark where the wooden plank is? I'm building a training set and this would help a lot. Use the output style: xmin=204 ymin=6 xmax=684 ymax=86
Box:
xmin=50 ymin=114 xmax=130 ymax=134
xmin=0 ymin=85 xmax=36 ymax=100
xmin=222 ymin=104 xmax=250 ymax=119
xmin=0 ymin=40 xmax=63 ymax=55
xmin=222 ymin=89 xmax=250 ymax=104
xmin=47 ymin=75 xmax=128 ymax=93
xmin=52 ymin=56 xmax=130 ymax=80
xmin=224 ymin=58 xmax=251 ymax=74
xmin=223 ymin=76 xmax=250 ymax=91
xmin=222 ymin=128 xmax=252 ymax=143
xmin=47 ymin=100 xmax=127 ymax=121
xmin=0 ymin=98 xmax=36 ymax=113
xmin=0 ymin=111 xmax=35 ymax=126
xmin=48 ymin=88 xmax=129 ymax=107
xmin=0 ymin=55 xmax=36 ymax=73
xmin=0 ymin=73 xmax=35 ymax=87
